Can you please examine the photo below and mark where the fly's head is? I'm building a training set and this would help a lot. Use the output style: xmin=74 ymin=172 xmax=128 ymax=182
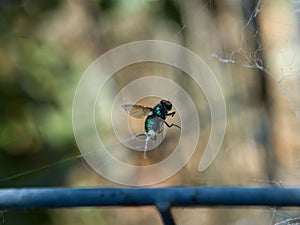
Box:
xmin=160 ymin=99 xmax=172 ymax=111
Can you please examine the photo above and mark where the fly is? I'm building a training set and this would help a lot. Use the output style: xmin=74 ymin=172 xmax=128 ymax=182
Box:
xmin=121 ymin=99 xmax=181 ymax=158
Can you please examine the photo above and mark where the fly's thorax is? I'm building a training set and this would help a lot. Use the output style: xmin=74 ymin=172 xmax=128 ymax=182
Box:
xmin=152 ymin=104 xmax=167 ymax=120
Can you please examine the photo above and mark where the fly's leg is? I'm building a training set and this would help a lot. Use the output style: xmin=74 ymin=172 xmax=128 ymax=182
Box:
xmin=166 ymin=112 xmax=176 ymax=117
xmin=135 ymin=133 xmax=146 ymax=139
xmin=164 ymin=121 xmax=181 ymax=129
xmin=136 ymin=132 xmax=159 ymax=140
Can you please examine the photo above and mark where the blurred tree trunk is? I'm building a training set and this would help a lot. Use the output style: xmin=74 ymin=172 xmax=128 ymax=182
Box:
xmin=259 ymin=1 xmax=300 ymax=185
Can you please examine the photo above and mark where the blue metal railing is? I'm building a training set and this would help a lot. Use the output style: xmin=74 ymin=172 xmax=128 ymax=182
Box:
xmin=1 ymin=187 xmax=300 ymax=225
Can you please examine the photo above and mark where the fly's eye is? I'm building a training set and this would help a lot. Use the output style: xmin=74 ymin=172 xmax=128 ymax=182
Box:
xmin=166 ymin=103 xmax=172 ymax=111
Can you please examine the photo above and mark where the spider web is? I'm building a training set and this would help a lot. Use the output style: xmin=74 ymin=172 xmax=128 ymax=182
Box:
xmin=210 ymin=1 xmax=300 ymax=224
xmin=1 ymin=1 xmax=300 ymax=224
xmin=211 ymin=0 xmax=268 ymax=72
xmin=211 ymin=0 xmax=300 ymax=119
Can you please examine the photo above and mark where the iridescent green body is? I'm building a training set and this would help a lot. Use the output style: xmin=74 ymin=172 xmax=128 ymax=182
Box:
xmin=121 ymin=99 xmax=180 ymax=136
xmin=145 ymin=103 xmax=167 ymax=133
xmin=121 ymin=99 xmax=181 ymax=158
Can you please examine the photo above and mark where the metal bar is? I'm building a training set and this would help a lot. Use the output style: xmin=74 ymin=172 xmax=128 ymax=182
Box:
xmin=157 ymin=207 xmax=176 ymax=225
xmin=1 ymin=187 xmax=300 ymax=209
xmin=156 ymin=202 xmax=176 ymax=225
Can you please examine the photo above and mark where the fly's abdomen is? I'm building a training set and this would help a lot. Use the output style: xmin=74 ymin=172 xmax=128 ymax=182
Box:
xmin=145 ymin=117 xmax=155 ymax=133
xmin=145 ymin=116 xmax=164 ymax=134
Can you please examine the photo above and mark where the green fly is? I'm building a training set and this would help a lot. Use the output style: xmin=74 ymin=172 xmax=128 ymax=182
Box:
xmin=121 ymin=99 xmax=181 ymax=158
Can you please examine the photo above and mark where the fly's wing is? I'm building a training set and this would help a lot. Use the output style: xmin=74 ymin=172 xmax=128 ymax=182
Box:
xmin=121 ymin=104 xmax=153 ymax=119
xmin=153 ymin=117 xmax=164 ymax=134
xmin=147 ymin=117 xmax=164 ymax=135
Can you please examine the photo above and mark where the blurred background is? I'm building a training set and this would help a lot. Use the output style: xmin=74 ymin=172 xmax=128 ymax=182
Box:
xmin=1 ymin=0 xmax=300 ymax=224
